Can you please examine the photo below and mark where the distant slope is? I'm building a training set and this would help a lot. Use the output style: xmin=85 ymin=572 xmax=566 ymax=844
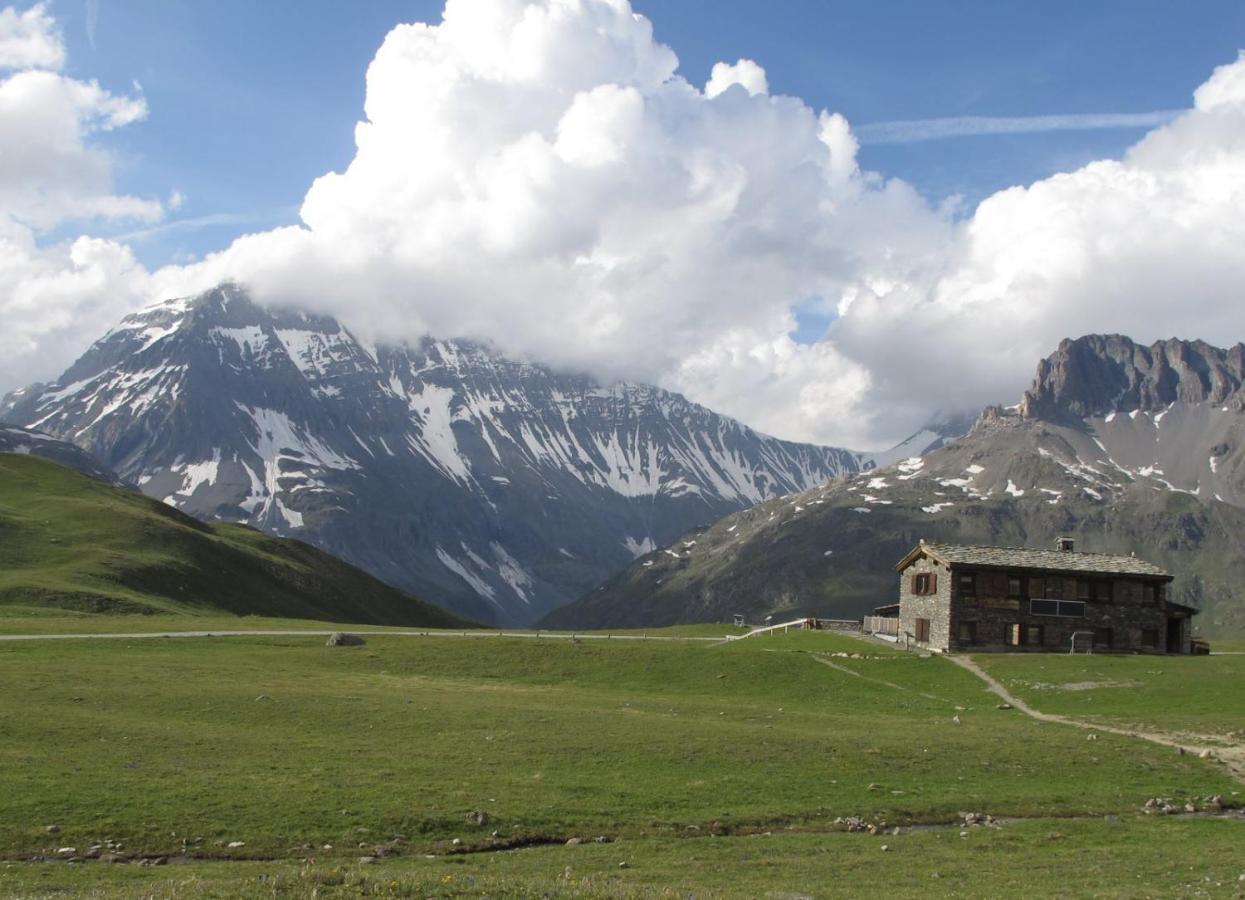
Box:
xmin=0 ymin=453 xmax=468 ymax=627
xmin=544 ymin=336 xmax=1245 ymax=638
xmin=0 ymin=424 xmax=120 ymax=484
xmin=2 ymin=285 xmax=863 ymax=625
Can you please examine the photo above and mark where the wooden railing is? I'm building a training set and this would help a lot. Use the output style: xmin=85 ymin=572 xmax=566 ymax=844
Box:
xmin=729 ymin=618 xmax=861 ymax=640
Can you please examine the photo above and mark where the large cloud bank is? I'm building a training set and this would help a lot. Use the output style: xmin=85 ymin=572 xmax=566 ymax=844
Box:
xmin=4 ymin=0 xmax=1245 ymax=450
xmin=0 ymin=3 xmax=160 ymax=392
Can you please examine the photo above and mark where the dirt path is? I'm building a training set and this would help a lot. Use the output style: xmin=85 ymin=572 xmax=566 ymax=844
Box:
xmin=0 ymin=629 xmax=722 ymax=643
xmin=949 ymin=655 xmax=1245 ymax=784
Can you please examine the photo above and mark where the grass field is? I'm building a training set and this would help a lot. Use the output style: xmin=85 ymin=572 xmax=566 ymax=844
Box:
xmin=0 ymin=454 xmax=463 ymax=627
xmin=975 ymin=651 xmax=1245 ymax=737
xmin=0 ymin=629 xmax=1241 ymax=896
xmin=3 ymin=817 xmax=1243 ymax=898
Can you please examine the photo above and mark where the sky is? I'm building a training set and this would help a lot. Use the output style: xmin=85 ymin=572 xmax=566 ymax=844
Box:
xmin=2 ymin=0 xmax=1245 ymax=449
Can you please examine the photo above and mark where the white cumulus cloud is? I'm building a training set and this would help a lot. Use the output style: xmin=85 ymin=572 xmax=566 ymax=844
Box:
xmin=0 ymin=2 xmax=63 ymax=71
xmin=704 ymin=58 xmax=768 ymax=98
xmin=3 ymin=1 xmax=1245 ymax=454
xmin=0 ymin=3 xmax=162 ymax=393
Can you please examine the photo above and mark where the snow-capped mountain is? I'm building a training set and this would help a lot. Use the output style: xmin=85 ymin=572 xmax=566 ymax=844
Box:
xmin=546 ymin=335 xmax=1245 ymax=637
xmin=1 ymin=284 xmax=863 ymax=624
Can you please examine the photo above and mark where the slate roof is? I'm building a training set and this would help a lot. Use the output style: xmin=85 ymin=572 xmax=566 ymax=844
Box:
xmin=900 ymin=542 xmax=1170 ymax=578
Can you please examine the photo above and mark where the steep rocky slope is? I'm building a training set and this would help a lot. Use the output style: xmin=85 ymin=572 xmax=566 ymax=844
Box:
xmin=544 ymin=336 xmax=1245 ymax=637
xmin=2 ymin=284 xmax=862 ymax=624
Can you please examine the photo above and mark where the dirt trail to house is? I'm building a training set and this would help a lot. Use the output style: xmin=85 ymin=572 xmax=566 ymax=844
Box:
xmin=949 ymin=655 xmax=1245 ymax=784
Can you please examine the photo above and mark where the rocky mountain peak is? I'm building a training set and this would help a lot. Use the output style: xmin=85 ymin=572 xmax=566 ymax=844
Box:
xmin=3 ymin=283 xmax=863 ymax=625
xmin=1019 ymin=334 xmax=1245 ymax=422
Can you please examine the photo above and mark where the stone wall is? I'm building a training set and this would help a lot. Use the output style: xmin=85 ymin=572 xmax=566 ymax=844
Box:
xmin=898 ymin=555 xmax=951 ymax=651
xmin=947 ymin=570 xmax=1188 ymax=653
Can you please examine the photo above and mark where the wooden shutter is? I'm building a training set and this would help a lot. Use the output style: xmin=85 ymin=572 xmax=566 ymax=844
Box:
xmin=916 ymin=618 xmax=930 ymax=642
xmin=929 ymin=574 xmax=938 ymax=594
xmin=910 ymin=574 xmax=919 ymax=593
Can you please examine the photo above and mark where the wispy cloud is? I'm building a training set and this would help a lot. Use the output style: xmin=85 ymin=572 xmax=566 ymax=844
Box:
xmin=111 ymin=208 xmax=297 ymax=243
xmin=856 ymin=110 xmax=1186 ymax=144
xmin=84 ymin=0 xmax=99 ymax=49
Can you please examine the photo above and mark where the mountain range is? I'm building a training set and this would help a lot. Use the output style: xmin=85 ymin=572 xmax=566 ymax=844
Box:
xmin=1 ymin=284 xmax=862 ymax=625
xmin=544 ymin=335 xmax=1245 ymax=638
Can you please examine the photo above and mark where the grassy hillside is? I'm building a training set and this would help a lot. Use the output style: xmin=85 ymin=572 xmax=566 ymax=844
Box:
xmin=544 ymin=426 xmax=1245 ymax=637
xmin=0 ymin=453 xmax=467 ymax=627
xmin=0 ymin=631 xmax=1239 ymax=896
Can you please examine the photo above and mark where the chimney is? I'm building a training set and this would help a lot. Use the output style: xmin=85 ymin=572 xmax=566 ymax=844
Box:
xmin=1057 ymin=537 xmax=1075 ymax=553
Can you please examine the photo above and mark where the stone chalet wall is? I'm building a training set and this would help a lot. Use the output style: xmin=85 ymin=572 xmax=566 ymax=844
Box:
xmin=898 ymin=555 xmax=951 ymax=651
xmin=948 ymin=570 xmax=1187 ymax=653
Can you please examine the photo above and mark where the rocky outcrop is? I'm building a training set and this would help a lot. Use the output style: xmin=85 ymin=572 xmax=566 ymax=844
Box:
xmin=1021 ymin=335 xmax=1245 ymax=422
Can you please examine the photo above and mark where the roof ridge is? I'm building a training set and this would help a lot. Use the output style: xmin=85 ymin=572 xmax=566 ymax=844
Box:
xmin=926 ymin=541 xmax=1144 ymax=559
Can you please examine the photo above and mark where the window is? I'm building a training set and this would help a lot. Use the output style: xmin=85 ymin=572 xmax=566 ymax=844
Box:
xmin=1007 ymin=623 xmax=1044 ymax=647
xmin=1077 ymin=580 xmax=1091 ymax=600
xmin=957 ymin=620 xmax=978 ymax=643
xmin=911 ymin=572 xmax=938 ymax=596
xmin=915 ymin=618 xmax=931 ymax=643
xmin=1093 ymin=627 xmax=1113 ymax=649
xmin=1044 ymin=578 xmax=1063 ymax=600
xmin=1030 ymin=599 xmax=1085 ymax=618
xmin=1008 ymin=576 xmax=1022 ymax=598
xmin=1141 ymin=629 xmax=1159 ymax=649
xmin=1143 ymin=584 xmax=1157 ymax=603
xmin=958 ymin=572 xmax=976 ymax=595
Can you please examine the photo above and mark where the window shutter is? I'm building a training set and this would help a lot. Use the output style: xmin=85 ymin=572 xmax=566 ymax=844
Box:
xmin=910 ymin=574 xmax=919 ymax=593
xmin=930 ymin=574 xmax=938 ymax=593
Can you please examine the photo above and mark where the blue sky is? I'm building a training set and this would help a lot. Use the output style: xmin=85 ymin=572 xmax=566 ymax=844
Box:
xmin=47 ymin=0 xmax=1245 ymax=269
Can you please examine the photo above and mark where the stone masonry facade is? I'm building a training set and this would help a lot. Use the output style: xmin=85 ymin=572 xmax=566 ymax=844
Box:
xmin=894 ymin=543 xmax=1193 ymax=654
xmin=898 ymin=554 xmax=953 ymax=652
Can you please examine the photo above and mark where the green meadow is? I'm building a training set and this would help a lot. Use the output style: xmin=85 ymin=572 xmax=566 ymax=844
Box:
xmin=0 ymin=625 xmax=1242 ymax=896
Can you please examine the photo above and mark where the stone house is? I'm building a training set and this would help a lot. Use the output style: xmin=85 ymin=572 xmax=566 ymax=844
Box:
xmin=890 ymin=538 xmax=1195 ymax=653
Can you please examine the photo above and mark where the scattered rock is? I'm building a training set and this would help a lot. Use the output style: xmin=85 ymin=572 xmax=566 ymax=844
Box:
xmin=618 ymin=861 xmax=629 ymax=869
xmin=594 ymin=836 xmax=612 ymax=844
xmin=326 ymin=632 xmax=366 ymax=647
xmin=322 ymin=844 xmax=333 ymax=850
xmin=996 ymin=703 xmax=1012 ymax=710
xmin=1086 ymin=734 xmax=1099 ymax=741
xmin=565 ymin=838 xmax=581 ymax=846
xmin=44 ymin=825 xmax=60 ymax=835
xmin=880 ymin=844 xmax=890 ymax=852
xmin=1198 ymin=749 xmax=1214 ymax=760
xmin=152 ymin=857 xmax=168 ymax=866
xmin=254 ymin=694 xmax=271 ymax=702
xmin=359 ymin=856 xmax=377 ymax=865
xmin=56 ymin=847 xmax=77 ymax=858
xmin=226 ymin=841 xmax=245 ymax=849
xmin=951 ymin=715 xmax=961 ymax=725
xmin=451 ymin=838 xmax=462 ymax=846
xmin=465 ymin=810 xmax=490 ymax=826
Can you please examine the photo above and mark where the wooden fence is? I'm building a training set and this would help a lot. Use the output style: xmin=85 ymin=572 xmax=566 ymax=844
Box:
xmin=862 ymin=616 xmax=899 ymax=637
